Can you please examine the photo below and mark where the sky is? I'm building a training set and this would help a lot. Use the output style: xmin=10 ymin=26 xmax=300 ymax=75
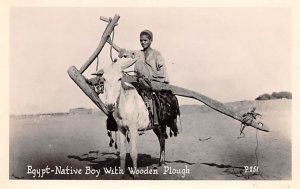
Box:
xmin=9 ymin=7 xmax=291 ymax=114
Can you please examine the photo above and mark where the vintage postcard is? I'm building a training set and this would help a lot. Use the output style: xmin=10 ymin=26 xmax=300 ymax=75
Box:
xmin=1 ymin=1 xmax=299 ymax=189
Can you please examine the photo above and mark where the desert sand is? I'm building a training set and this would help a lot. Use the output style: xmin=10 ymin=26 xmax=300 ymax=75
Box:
xmin=9 ymin=99 xmax=291 ymax=180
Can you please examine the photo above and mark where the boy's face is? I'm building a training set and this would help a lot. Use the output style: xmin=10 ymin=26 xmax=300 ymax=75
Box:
xmin=140 ymin=34 xmax=152 ymax=50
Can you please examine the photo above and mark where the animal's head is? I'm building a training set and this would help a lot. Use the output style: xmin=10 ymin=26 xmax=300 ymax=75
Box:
xmin=99 ymin=58 xmax=137 ymax=113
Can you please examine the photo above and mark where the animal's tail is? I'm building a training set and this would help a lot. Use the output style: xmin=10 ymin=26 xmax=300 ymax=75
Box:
xmin=168 ymin=94 xmax=181 ymax=137
xmin=176 ymin=98 xmax=182 ymax=134
xmin=177 ymin=114 xmax=182 ymax=134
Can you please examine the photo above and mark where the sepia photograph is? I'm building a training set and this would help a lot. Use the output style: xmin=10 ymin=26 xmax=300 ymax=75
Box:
xmin=1 ymin=1 xmax=299 ymax=188
xmin=8 ymin=7 xmax=292 ymax=181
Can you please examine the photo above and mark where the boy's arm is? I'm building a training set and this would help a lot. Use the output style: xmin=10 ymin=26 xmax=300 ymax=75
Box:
xmin=155 ymin=51 xmax=169 ymax=82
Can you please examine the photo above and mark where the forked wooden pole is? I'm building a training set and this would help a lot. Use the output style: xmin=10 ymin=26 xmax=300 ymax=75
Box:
xmin=79 ymin=14 xmax=120 ymax=74
xmin=68 ymin=14 xmax=120 ymax=114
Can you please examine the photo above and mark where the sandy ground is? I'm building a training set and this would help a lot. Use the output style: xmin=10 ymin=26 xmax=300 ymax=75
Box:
xmin=9 ymin=99 xmax=291 ymax=180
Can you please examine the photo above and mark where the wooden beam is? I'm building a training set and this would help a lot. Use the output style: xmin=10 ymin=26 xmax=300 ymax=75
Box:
xmin=122 ymin=75 xmax=270 ymax=132
xmin=79 ymin=14 xmax=120 ymax=74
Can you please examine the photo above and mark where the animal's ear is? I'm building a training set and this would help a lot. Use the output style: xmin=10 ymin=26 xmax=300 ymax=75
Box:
xmin=120 ymin=58 xmax=138 ymax=71
xmin=121 ymin=80 xmax=135 ymax=90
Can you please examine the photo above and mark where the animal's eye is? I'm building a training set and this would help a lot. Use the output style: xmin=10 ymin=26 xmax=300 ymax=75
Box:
xmin=118 ymin=78 xmax=122 ymax=81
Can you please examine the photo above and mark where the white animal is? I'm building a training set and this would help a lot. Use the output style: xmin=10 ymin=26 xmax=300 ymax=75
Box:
xmin=100 ymin=58 xmax=168 ymax=178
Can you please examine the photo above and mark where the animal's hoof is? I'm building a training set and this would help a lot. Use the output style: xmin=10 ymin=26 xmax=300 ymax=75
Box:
xmin=133 ymin=174 xmax=140 ymax=180
xmin=164 ymin=133 xmax=168 ymax=139
xmin=122 ymin=174 xmax=133 ymax=180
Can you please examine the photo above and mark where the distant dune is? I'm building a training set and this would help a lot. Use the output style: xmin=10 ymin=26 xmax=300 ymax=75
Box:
xmin=180 ymin=99 xmax=291 ymax=115
xmin=10 ymin=99 xmax=291 ymax=119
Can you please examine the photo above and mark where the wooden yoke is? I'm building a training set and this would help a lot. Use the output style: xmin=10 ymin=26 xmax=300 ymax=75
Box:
xmin=68 ymin=14 xmax=120 ymax=115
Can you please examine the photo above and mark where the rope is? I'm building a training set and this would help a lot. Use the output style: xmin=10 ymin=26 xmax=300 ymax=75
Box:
xmin=237 ymin=108 xmax=265 ymax=179
xmin=255 ymin=129 xmax=259 ymax=166
xmin=254 ymin=128 xmax=266 ymax=179
xmin=96 ymin=55 xmax=99 ymax=72
xmin=237 ymin=123 xmax=246 ymax=139
xmin=109 ymin=28 xmax=117 ymax=63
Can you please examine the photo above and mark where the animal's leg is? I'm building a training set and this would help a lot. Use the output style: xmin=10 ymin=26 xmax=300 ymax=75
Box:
xmin=160 ymin=125 xmax=166 ymax=165
xmin=153 ymin=128 xmax=162 ymax=165
xmin=118 ymin=128 xmax=127 ymax=173
xmin=153 ymin=125 xmax=166 ymax=166
xmin=129 ymin=129 xmax=138 ymax=168
xmin=129 ymin=129 xmax=139 ymax=179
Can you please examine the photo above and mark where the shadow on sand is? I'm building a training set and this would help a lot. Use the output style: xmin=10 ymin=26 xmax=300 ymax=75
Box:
xmin=68 ymin=152 xmax=160 ymax=175
xmin=67 ymin=151 xmax=256 ymax=179
xmin=67 ymin=152 xmax=196 ymax=175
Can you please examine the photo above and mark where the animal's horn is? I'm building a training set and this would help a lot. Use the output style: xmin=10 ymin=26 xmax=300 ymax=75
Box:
xmin=120 ymin=58 xmax=138 ymax=70
xmin=92 ymin=69 xmax=104 ymax=76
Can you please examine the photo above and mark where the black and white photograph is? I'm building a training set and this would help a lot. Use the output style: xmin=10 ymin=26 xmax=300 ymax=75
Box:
xmin=1 ymin=1 xmax=299 ymax=188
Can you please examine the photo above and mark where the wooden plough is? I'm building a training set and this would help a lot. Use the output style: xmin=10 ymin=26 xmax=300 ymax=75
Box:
xmin=67 ymin=14 xmax=270 ymax=133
